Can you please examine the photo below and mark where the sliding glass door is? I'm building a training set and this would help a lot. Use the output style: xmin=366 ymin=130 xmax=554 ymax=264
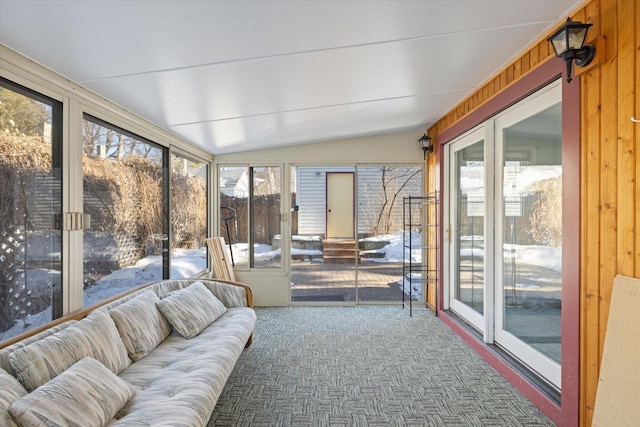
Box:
xmin=357 ymin=166 xmax=422 ymax=303
xmin=290 ymin=166 xmax=356 ymax=303
xmin=0 ymin=78 xmax=63 ymax=341
xmin=447 ymin=128 xmax=487 ymax=332
xmin=290 ymin=165 xmax=422 ymax=304
xmin=82 ymin=115 xmax=168 ymax=306
xmin=445 ymin=80 xmax=562 ymax=389
xmin=494 ymin=85 xmax=562 ymax=387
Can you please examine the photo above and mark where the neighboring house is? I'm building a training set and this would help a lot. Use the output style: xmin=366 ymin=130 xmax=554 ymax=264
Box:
xmin=296 ymin=165 xmax=422 ymax=237
xmin=219 ymin=168 xmax=248 ymax=198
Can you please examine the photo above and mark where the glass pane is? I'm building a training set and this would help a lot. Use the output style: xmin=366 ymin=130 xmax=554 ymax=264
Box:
xmin=0 ymin=82 xmax=62 ymax=341
xmin=291 ymin=166 xmax=356 ymax=302
xmin=455 ymin=140 xmax=485 ymax=314
xmin=252 ymin=166 xmax=281 ymax=268
xmin=82 ymin=117 xmax=165 ymax=307
xmin=219 ymin=166 xmax=248 ymax=268
xmin=357 ymin=166 xmax=422 ymax=302
xmin=502 ymin=103 xmax=562 ymax=363
xmin=170 ymin=154 xmax=207 ymax=277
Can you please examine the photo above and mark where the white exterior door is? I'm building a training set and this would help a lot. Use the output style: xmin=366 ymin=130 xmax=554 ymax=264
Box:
xmin=326 ymin=172 xmax=354 ymax=238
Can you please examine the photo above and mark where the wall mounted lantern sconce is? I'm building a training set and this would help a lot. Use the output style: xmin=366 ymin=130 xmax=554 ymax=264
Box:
xmin=418 ymin=134 xmax=433 ymax=160
xmin=547 ymin=18 xmax=596 ymax=83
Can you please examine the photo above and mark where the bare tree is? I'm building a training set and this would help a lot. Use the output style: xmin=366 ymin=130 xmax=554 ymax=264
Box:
xmin=370 ymin=166 xmax=421 ymax=235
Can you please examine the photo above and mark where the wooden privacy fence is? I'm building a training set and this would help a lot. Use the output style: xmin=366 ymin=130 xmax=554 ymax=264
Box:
xmin=219 ymin=194 xmax=296 ymax=245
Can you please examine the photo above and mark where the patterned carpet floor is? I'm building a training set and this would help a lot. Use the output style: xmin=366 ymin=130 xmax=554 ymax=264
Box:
xmin=208 ymin=306 xmax=556 ymax=426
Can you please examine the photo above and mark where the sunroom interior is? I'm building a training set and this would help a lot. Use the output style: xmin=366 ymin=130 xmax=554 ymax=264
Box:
xmin=2 ymin=0 xmax=639 ymax=426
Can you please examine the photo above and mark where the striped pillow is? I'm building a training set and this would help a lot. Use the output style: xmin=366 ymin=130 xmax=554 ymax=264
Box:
xmin=9 ymin=357 xmax=136 ymax=427
xmin=0 ymin=368 xmax=26 ymax=427
xmin=8 ymin=310 xmax=131 ymax=392
xmin=156 ymin=281 xmax=227 ymax=339
xmin=108 ymin=291 xmax=171 ymax=361
xmin=69 ymin=309 xmax=131 ymax=374
xmin=0 ymin=320 xmax=77 ymax=376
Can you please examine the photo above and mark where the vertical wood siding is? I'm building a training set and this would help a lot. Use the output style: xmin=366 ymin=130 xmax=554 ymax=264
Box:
xmin=425 ymin=0 xmax=638 ymax=425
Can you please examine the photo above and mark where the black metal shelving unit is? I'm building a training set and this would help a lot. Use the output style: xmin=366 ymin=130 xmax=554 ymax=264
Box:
xmin=402 ymin=192 xmax=438 ymax=316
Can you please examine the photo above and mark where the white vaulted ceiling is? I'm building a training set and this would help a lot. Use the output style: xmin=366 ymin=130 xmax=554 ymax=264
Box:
xmin=0 ymin=1 xmax=580 ymax=155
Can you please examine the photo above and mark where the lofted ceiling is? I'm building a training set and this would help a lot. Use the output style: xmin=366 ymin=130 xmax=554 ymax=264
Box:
xmin=0 ymin=1 xmax=580 ymax=155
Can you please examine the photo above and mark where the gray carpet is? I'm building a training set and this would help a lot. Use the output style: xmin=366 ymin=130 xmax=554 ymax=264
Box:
xmin=208 ymin=306 xmax=556 ymax=426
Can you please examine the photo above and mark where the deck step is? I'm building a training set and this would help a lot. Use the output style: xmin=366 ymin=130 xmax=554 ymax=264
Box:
xmin=322 ymin=239 xmax=358 ymax=264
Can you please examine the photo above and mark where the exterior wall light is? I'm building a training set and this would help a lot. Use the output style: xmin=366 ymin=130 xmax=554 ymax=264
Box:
xmin=547 ymin=18 xmax=596 ymax=83
xmin=418 ymin=134 xmax=433 ymax=159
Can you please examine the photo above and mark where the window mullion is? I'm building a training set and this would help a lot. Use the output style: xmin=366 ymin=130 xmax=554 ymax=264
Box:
xmin=249 ymin=167 xmax=255 ymax=268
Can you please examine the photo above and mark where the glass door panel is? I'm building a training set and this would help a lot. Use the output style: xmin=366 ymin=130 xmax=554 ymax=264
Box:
xmin=170 ymin=153 xmax=207 ymax=278
xmin=291 ymin=166 xmax=355 ymax=303
xmin=82 ymin=116 xmax=166 ymax=306
xmin=0 ymin=80 xmax=62 ymax=341
xmin=448 ymin=129 xmax=485 ymax=331
xmin=495 ymin=83 xmax=562 ymax=388
xmin=357 ymin=166 xmax=422 ymax=303
xmin=290 ymin=165 xmax=422 ymax=304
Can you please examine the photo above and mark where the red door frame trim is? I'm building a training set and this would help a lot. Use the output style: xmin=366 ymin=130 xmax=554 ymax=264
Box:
xmin=435 ymin=57 xmax=580 ymax=427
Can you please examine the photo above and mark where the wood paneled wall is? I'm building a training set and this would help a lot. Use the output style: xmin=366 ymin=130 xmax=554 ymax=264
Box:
xmin=425 ymin=0 xmax=639 ymax=425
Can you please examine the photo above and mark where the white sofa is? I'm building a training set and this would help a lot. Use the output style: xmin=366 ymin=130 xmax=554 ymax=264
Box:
xmin=0 ymin=278 xmax=256 ymax=427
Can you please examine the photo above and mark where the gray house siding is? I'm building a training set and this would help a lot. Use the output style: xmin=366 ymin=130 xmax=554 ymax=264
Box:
xmin=296 ymin=166 xmax=354 ymax=236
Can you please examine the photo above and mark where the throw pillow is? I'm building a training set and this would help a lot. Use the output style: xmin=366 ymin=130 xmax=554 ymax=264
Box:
xmin=156 ymin=281 xmax=227 ymax=339
xmin=0 ymin=368 xmax=27 ymax=427
xmin=9 ymin=357 xmax=136 ymax=427
xmin=69 ymin=309 xmax=131 ymax=374
xmin=9 ymin=310 xmax=131 ymax=392
xmin=0 ymin=320 xmax=77 ymax=376
xmin=9 ymin=326 xmax=88 ymax=392
xmin=108 ymin=291 xmax=171 ymax=361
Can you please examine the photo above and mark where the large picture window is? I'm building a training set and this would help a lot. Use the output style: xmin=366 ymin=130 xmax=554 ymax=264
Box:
xmin=82 ymin=115 xmax=168 ymax=306
xmin=0 ymin=78 xmax=63 ymax=341
xmin=170 ymin=153 xmax=207 ymax=278
xmin=445 ymin=80 xmax=562 ymax=389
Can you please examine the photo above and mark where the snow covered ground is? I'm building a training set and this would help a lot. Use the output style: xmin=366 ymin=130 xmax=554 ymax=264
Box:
xmin=83 ymin=248 xmax=206 ymax=306
xmin=2 ymin=231 xmax=562 ymax=341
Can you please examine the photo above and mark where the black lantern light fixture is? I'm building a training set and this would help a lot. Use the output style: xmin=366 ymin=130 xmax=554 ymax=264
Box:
xmin=547 ymin=18 xmax=596 ymax=83
xmin=418 ymin=134 xmax=433 ymax=159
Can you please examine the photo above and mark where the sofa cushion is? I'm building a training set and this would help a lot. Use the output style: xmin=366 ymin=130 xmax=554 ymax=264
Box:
xmin=149 ymin=279 xmax=249 ymax=308
xmin=156 ymin=281 xmax=227 ymax=339
xmin=69 ymin=309 xmax=131 ymax=374
xmin=113 ymin=307 xmax=256 ymax=426
xmin=9 ymin=357 xmax=136 ymax=427
xmin=0 ymin=368 xmax=27 ymax=427
xmin=108 ymin=291 xmax=171 ymax=361
xmin=0 ymin=320 xmax=77 ymax=376
xmin=9 ymin=310 xmax=131 ymax=392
